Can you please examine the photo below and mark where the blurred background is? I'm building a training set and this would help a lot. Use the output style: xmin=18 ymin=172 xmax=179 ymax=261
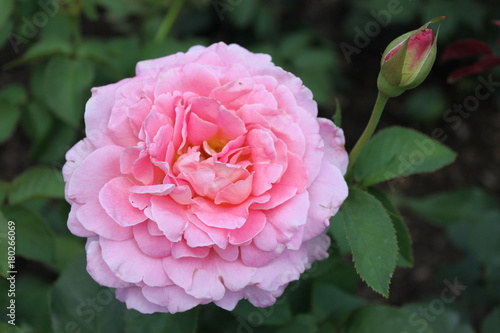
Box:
xmin=1 ymin=0 xmax=499 ymax=332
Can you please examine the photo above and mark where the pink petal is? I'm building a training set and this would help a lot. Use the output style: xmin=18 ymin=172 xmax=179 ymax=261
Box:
xmin=192 ymin=196 xmax=247 ymax=229
xmin=85 ymin=237 xmax=131 ymax=288
xmin=129 ymin=183 xmax=175 ymax=195
xmin=240 ymin=243 xmax=280 ymax=267
xmin=250 ymin=246 xmax=308 ymax=292
xmin=266 ymin=191 xmax=309 ymax=242
xmin=250 ymin=184 xmax=297 ymax=210
xmin=252 ymin=223 xmax=279 ymax=252
xmin=171 ymin=241 xmax=210 ymax=259
xmin=213 ymin=244 xmax=239 ymax=261
xmin=67 ymin=203 xmax=96 ymax=237
xmin=142 ymin=286 xmax=204 ymax=313
xmin=84 ymin=82 xmax=130 ymax=147
xmin=278 ymin=151 xmax=308 ymax=192
xmin=116 ymin=287 xmax=167 ymax=314
xmin=183 ymin=223 xmax=216 ymax=247
xmin=228 ymin=210 xmax=266 ymax=245
xmin=186 ymin=111 xmax=219 ymax=145
xmin=99 ymin=177 xmax=147 ymax=227
xmin=214 ymin=291 xmax=243 ymax=311
xmin=133 ymin=223 xmax=171 ymax=258
xmin=100 ymin=237 xmax=172 ymax=287
xmin=187 ymin=212 xmax=229 ymax=248
xmin=150 ymin=196 xmax=188 ymax=242
xmin=75 ymin=202 xmax=133 ymax=241
xmin=155 ymin=62 xmax=220 ymax=97
xmin=214 ymin=174 xmax=253 ymax=205
xmin=304 ymin=161 xmax=347 ymax=241
xmin=318 ymin=118 xmax=348 ymax=175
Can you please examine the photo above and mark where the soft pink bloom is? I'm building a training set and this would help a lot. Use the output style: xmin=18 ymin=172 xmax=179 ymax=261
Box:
xmin=63 ymin=42 xmax=348 ymax=313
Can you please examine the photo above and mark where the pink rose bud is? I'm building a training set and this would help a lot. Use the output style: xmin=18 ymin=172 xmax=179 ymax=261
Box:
xmin=377 ymin=17 xmax=445 ymax=97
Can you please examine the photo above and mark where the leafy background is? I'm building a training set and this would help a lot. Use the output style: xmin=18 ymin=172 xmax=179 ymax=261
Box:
xmin=0 ymin=0 xmax=499 ymax=332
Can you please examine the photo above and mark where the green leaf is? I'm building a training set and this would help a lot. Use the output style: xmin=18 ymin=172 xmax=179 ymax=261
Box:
xmin=42 ymin=56 xmax=94 ymax=128
xmin=312 ymin=284 xmax=366 ymax=323
xmin=404 ymin=85 xmax=447 ymax=123
xmin=32 ymin=120 xmax=78 ymax=163
xmin=482 ymin=307 xmax=500 ymax=333
xmin=406 ymin=188 xmax=498 ymax=226
xmin=15 ymin=275 xmax=52 ymax=331
xmin=20 ymin=102 xmax=53 ymax=142
xmin=0 ymin=103 xmax=22 ymax=144
xmin=0 ymin=0 xmax=13 ymax=28
xmin=0 ymin=83 xmax=27 ymax=143
xmin=333 ymin=98 xmax=342 ymax=127
xmin=276 ymin=314 xmax=316 ymax=333
xmin=4 ymin=39 xmax=72 ymax=68
xmin=403 ymin=303 xmax=474 ymax=333
xmin=232 ymin=299 xmax=292 ymax=327
xmin=51 ymin=254 xmax=126 ymax=333
xmin=0 ymin=84 xmax=28 ymax=105
xmin=0 ymin=181 xmax=10 ymax=206
xmin=369 ymin=188 xmax=413 ymax=267
xmin=329 ymin=213 xmax=351 ymax=256
xmin=344 ymin=305 xmax=436 ymax=333
xmin=310 ymin=257 xmax=359 ymax=294
xmin=1 ymin=206 xmax=55 ymax=266
xmin=338 ymin=189 xmax=398 ymax=297
xmin=352 ymin=126 xmax=456 ymax=187
xmin=124 ymin=308 xmax=199 ymax=333
xmin=50 ymin=235 xmax=85 ymax=272
xmin=8 ymin=166 xmax=64 ymax=205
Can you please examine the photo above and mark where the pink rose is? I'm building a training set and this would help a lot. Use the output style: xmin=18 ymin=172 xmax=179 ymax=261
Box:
xmin=63 ymin=42 xmax=348 ymax=313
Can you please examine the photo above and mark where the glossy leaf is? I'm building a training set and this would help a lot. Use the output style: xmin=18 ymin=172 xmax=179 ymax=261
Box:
xmin=482 ymin=307 xmax=500 ymax=333
xmin=406 ymin=188 xmax=498 ymax=226
xmin=124 ymin=308 xmax=199 ymax=333
xmin=2 ymin=206 xmax=55 ymax=266
xmin=337 ymin=189 xmax=398 ymax=297
xmin=353 ymin=126 xmax=456 ymax=187
xmin=8 ymin=166 xmax=65 ymax=205
xmin=370 ymin=188 xmax=413 ymax=267
xmin=232 ymin=299 xmax=292 ymax=326
xmin=344 ymin=305 xmax=435 ymax=333
xmin=312 ymin=283 xmax=366 ymax=323
xmin=42 ymin=56 xmax=94 ymax=128
xmin=51 ymin=254 xmax=126 ymax=333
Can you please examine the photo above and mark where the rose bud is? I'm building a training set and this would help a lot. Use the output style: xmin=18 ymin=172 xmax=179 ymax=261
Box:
xmin=377 ymin=17 xmax=445 ymax=97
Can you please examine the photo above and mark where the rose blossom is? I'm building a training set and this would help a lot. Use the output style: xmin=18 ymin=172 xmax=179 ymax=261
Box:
xmin=63 ymin=42 xmax=348 ymax=313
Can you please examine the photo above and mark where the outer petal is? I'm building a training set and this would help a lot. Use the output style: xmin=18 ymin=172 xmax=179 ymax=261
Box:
xmin=85 ymin=237 xmax=131 ymax=288
xmin=100 ymin=237 xmax=172 ymax=287
xmin=116 ymin=287 xmax=167 ymax=314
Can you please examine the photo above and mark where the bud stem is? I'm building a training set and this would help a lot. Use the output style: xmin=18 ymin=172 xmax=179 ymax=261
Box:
xmin=155 ymin=0 xmax=185 ymax=43
xmin=347 ymin=92 xmax=390 ymax=175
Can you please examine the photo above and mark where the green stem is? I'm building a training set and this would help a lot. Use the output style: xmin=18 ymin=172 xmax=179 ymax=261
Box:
xmin=154 ymin=0 xmax=185 ymax=43
xmin=346 ymin=92 xmax=390 ymax=175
